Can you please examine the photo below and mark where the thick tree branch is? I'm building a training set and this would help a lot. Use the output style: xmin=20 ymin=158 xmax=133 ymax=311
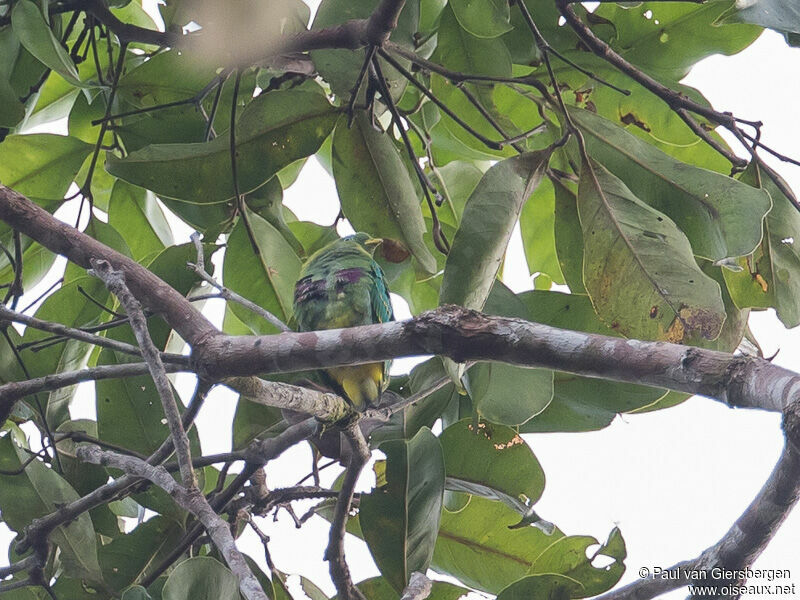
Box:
xmin=2 ymin=185 xmax=800 ymax=418
xmin=77 ymin=445 xmax=268 ymax=600
xmin=0 ymin=185 xmax=217 ymax=346
xmin=195 ymin=308 xmax=800 ymax=415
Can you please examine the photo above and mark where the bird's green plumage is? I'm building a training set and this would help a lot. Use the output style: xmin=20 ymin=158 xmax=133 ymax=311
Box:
xmin=292 ymin=233 xmax=394 ymax=408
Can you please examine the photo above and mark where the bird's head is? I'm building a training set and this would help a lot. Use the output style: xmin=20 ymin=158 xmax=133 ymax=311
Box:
xmin=346 ymin=232 xmax=384 ymax=255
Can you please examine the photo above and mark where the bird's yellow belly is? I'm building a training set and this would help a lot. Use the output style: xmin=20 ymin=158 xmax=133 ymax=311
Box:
xmin=327 ymin=363 xmax=385 ymax=409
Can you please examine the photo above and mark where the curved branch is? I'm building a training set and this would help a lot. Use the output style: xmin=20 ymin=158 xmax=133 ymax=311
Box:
xmin=0 ymin=185 xmax=217 ymax=345
xmin=595 ymin=440 xmax=800 ymax=600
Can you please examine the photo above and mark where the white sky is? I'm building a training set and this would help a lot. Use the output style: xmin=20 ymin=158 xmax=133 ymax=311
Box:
xmin=3 ymin=7 xmax=800 ymax=600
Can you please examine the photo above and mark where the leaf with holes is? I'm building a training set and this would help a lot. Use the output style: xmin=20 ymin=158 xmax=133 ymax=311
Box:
xmin=570 ymin=107 xmax=771 ymax=263
xmin=578 ymin=159 xmax=725 ymax=342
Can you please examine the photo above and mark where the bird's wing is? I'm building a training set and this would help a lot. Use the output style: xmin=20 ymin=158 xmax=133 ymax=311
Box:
xmin=370 ymin=261 xmax=394 ymax=324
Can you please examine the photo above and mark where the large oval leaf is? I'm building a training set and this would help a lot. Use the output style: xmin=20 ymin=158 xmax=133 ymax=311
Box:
xmin=517 ymin=290 xmax=666 ymax=432
xmin=439 ymin=149 xmax=551 ymax=309
xmin=0 ymin=133 xmax=93 ymax=200
xmin=108 ymin=180 xmax=173 ymax=262
xmin=571 ymin=107 xmax=771 ymax=262
xmin=100 ymin=517 xmax=184 ymax=592
xmin=0 ymin=427 xmax=101 ymax=583
xmin=723 ymin=165 xmax=800 ymax=328
xmin=360 ymin=427 xmax=445 ymax=592
xmin=441 ymin=419 xmax=547 ymax=528
xmin=223 ymin=209 xmax=302 ymax=330
xmin=11 ymin=0 xmax=81 ymax=84
xmin=332 ymin=114 xmax=436 ymax=273
xmin=450 ymin=0 xmax=512 ymax=38
xmin=106 ymin=90 xmax=336 ymax=202
xmin=161 ymin=557 xmax=239 ymax=600
xmin=578 ymin=160 xmax=725 ymax=342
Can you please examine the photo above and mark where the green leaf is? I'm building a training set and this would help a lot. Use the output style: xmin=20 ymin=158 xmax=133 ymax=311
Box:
xmin=716 ymin=0 xmax=800 ymax=36
xmin=552 ymin=176 xmax=585 ymax=293
xmin=440 ymin=419 xmax=547 ymax=528
xmin=311 ymin=0 xmax=418 ymax=99
xmin=430 ymin=6 xmax=515 ymax=157
xmin=578 ymin=160 xmax=726 ymax=342
xmin=96 ymin=349 xmax=185 ymax=455
xmin=432 ymin=495 xmax=624 ymax=595
xmin=161 ymin=557 xmax=239 ymax=600
xmin=570 ymin=107 xmax=771 ymax=262
xmin=247 ymin=177 xmax=305 ymax=257
xmin=440 ymin=150 xmax=551 ymax=309
xmin=355 ymin=576 xmax=469 ymax=600
xmin=122 ymin=587 xmax=153 ymax=600
xmin=106 ymin=90 xmax=337 ymax=202
xmin=723 ymin=165 xmax=800 ymax=327
xmin=529 ymin=528 xmax=626 ymax=597
xmin=470 ymin=361 xmax=553 ymax=426
xmin=101 ymin=517 xmax=184 ymax=592
xmin=0 ymin=427 xmax=102 ymax=582
xmin=0 ymin=133 xmax=93 ymax=200
xmin=595 ymin=1 xmax=761 ymax=80
xmin=0 ymin=77 xmax=25 ymax=128
xmin=11 ymin=0 xmax=82 ymax=84
xmin=360 ymin=427 xmax=445 ymax=592
xmin=231 ymin=396 xmax=283 ymax=450
xmin=432 ymin=496 xmax=557 ymax=593
xmin=450 ymin=0 xmax=512 ymax=38
xmin=520 ymin=176 xmax=566 ymax=285
xmin=223 ymin=209 xmax=302 ymax=330
xmin=332 ymin=114 xmax=437 ymax=273
xmin=108 ymin=180 xmax=173 ymax=261
xmin=496 ymin=574 xmax=582 ymax=600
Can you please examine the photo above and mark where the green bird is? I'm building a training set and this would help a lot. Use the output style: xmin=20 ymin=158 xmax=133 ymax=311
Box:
xmin=292 ymin=232 xmax=394 ymax=409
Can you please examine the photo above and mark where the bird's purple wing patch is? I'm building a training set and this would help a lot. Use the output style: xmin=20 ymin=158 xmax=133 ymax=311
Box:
xmin=294 ymin=276 xmax=327 ymax=304
xmin=335 ymin=268 xmax=366 ymax=284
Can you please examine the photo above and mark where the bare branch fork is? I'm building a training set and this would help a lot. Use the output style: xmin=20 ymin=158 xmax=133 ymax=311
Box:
xmin=77 ymin=445 xmax=270 ymax=600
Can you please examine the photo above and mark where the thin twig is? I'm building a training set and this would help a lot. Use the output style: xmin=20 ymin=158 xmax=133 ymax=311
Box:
xmin=89 ymin=258 xmax=196 ymax=487
xmin=187 ymin=232 xmax=290 ymax=332
xmin=0 ymin=305 xmax=189 ymax=365
xmin=324 ymin=420 xmax=370 ymax=600
xmin=370 ymin=56 xmax=450 ymax=254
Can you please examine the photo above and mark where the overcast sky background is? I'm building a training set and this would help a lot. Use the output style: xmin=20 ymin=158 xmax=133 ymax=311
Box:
xmin=2 ymin=4 xmax=800 ymax=599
